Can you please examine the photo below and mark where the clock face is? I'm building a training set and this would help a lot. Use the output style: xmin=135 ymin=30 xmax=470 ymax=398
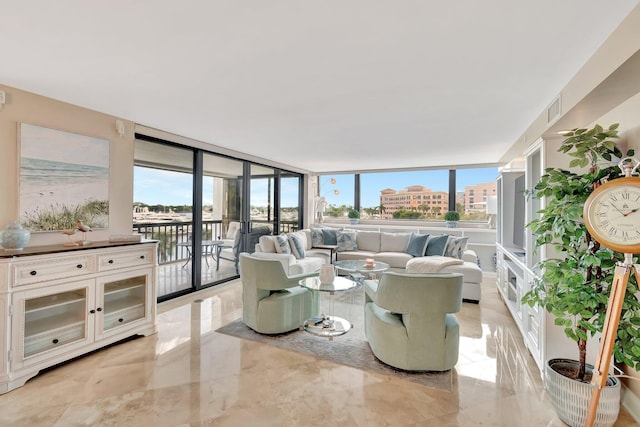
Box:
xmin=584 ymin=177 xmax=640 ymax=253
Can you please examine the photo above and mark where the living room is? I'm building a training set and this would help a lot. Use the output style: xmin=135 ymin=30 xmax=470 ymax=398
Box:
xmin=2 ymin=2 xmax=640 ymax=425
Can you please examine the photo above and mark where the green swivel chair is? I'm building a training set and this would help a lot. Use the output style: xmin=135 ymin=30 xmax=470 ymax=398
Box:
xmin=239 ymin=253 xmax=319 ymax=334
xmin=364 ymin=271 xmax=463 ymax=371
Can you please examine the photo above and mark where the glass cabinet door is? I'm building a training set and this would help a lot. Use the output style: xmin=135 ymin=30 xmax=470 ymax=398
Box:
xmin=16 ymin=281 xmax=92 ymax=364
xmin=97 ymin=268 xmax=152 ymax=337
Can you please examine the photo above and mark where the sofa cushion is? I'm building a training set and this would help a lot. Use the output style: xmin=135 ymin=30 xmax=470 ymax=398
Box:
xmin=259 ymin=235 xmax=277 ymax=253
xmin=337 ymin=230 xmax=358 ymax=252
xmin=374 ymin=252 xmax=413 ymax=269
xmin=406 ymin=233 xmax=429 ymax=257
xmin=439 ymin=261 xmax=483 ymax=284
xmin=274 ymin=234 xmax=292 ymax=255
xmin=444 ymin=236 xmax=469 ymax=259
xmin=288 ymin=232 xmax=307 ymax=259
xmin=300 ymin=229 xmax=313 ymax=250
xmin=380 ymin=232 xmax=411 ymax=252
xmin=336 ymin=250 xmax=377 ymax=261
xmin=305 ymin=248 xmax=332 ymax=263
xmin=425 ymin=235 xmax=449 ymax=256
xmin=356 ymin=231 xmax=381 ymax=252
xmin=321 ymin=228 xmax=338 ymax=245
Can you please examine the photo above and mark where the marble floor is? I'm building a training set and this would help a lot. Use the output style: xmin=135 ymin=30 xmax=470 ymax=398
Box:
xmin=0 ymin=273 xmax=638 ymax=426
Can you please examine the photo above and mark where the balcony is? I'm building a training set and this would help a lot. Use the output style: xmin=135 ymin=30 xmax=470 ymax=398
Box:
xmin=133 ymin=219 xmax=298 ymax=299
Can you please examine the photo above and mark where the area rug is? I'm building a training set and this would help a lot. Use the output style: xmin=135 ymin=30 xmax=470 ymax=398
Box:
xmin=215 ymin=317 xmax=453 ymax=391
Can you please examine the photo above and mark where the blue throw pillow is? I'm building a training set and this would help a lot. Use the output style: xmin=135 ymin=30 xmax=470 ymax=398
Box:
xmin=425 ymin=234 xmax=449 ymax=256
xmin=336 ymin=231 xmax=358 ymax=252
xmin=288 ymin=233 xmax=306 ymax=259
xmin=321 ymin=228 xmax=338 ymax=245
xmin=406 ymin=233 xmax=429 ymax=257
xmin=311 ymin=228 xmax=324 ymax=246
xmin=274 ymin=234 xmax=292 ymax=255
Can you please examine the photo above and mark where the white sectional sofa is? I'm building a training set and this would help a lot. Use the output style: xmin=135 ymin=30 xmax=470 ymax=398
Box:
xmin=254 ymin=228 xmax=483 ymax=303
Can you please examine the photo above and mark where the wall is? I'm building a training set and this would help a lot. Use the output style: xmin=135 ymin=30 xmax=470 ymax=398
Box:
xmin=0 ymin=85 xmax=135 ymax=247
xmin=595 ymin=92 xmax=640 ymax=419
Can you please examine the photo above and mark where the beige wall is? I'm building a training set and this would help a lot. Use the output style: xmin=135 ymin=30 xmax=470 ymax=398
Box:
xmin=0 ymin=85 xmax=135 ymax=247
xmin=595 ymin=92 xmax=640 ymax=412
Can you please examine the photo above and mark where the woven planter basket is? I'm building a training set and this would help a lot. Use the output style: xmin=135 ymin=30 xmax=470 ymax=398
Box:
xmin=545 ymin=358 xmax=620 ymax=427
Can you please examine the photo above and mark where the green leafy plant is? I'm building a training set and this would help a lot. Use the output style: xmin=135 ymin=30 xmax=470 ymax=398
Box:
xmin=444 ymin=211 xmax=460 ymax=222
xmin=348 ymin=209 xmax=360 ymax=219
xmin=522 ymin=123 xmax=640 ymax=381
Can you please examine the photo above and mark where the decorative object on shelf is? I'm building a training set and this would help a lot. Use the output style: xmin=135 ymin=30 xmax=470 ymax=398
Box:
xmin=61 ymin=228 xmax=78 ymax=247
xmin=0 ymin=221 xmax=31 ymax=250
xmin=76 ymin=220 xmax=92 ymax=246
xmin=348 ymin=209 xmax=360 ymax=224
xmin=444 ymin=211 xmax=459 ymax=228
xmin=319 ymin=264 xmax=336 ymax=285
xmin=522 ymin=124 xmax=640 ymax=426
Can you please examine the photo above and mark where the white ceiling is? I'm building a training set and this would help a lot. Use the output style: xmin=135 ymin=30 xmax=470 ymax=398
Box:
xmin=2 ymin=1 xmax=639 ymax=173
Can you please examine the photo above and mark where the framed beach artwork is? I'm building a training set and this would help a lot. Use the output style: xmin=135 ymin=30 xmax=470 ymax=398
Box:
xmin=18 ymin=123 xmax=110 ymax=232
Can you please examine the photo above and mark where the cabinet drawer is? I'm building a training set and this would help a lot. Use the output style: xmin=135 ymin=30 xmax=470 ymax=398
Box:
xmin=13 ymin=255 xmax=95 ymax=287
xmin=98 ymin=248 xmax=153 ymax=271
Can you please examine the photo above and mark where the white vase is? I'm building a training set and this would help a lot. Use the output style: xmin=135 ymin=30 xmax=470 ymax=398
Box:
xmin=319 ymin=265 xmax=335 ymax=285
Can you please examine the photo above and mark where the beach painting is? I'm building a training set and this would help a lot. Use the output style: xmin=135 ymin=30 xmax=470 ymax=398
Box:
xmin=19 ymin=123 xmax=110 ymax=232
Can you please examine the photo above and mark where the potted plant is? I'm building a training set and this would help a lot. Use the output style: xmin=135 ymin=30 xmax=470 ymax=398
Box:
xmin=348 ymin=209 xmax=360 ymax=224
xmin=444 ymin=211 xmax=459 ymax=228
xmin=522 ymin=123 xmax=640 ymax=426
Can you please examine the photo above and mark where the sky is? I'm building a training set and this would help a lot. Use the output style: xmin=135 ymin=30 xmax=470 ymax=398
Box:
xmin=134 ymin=166 xmax=499 ymax=209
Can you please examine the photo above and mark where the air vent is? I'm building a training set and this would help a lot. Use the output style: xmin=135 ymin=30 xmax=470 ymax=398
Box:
xmin=547 ymin=96 xmax=561 ymax=123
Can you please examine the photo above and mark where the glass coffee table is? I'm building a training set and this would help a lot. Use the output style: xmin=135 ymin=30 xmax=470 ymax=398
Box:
xmin=299 ymin=276 xmax=359 ymax=340
xmin=334 ymin=259 xmax=390 ymax=282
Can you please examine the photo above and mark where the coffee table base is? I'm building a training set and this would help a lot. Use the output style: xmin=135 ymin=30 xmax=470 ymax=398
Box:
xmin=301 ymin=316 xmax=352 ymax=340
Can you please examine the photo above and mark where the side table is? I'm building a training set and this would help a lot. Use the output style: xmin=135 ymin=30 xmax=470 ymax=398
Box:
xmin=311 ymin=244 xmax=339 ymax=264
xmin=299 ymin=276 xmax=358 ymax=340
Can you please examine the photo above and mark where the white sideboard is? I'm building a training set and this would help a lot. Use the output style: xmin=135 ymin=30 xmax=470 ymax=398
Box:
xmin=0 ymin=240 xmax=158 ymax=394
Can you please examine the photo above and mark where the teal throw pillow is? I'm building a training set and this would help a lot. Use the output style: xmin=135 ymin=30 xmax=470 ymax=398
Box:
xmin=288 ymin=233 xmax=306 ymax=259
xmin=274 ymin=234 xmax=292 ymax=255
xmin=321 ymin=228 xmax=338 ymax=245
xmin=444 ymin=236 xmax=469 ymax=259
xmin=336 ymin=231 xmax=358 ymax=252
xmin=425 ymin=234 xmax=449 ymax=256
xmin=406 ymin=233 xmax=429 ymax=257
xmin=311 ymin=228 xmax=324 ymax=246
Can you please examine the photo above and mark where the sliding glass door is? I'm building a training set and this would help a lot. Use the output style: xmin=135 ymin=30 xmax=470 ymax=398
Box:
xmin=134 ymin=137 xmax=304 ymax=302
xmin=133 ymin=140 xmax=195 ymax=299
xmin=249 ymin=164 xmax=276 ymax=234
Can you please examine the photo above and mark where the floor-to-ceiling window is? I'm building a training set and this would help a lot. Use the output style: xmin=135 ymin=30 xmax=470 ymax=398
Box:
xmin=133 ymin=136 xmax=304 ymax=301
xmin=319 ymin=167 xmax=498 ymax=224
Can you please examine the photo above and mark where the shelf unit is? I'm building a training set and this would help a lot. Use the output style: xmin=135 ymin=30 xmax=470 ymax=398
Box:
xmin=496 ymin=137 xmax=575 ymax=375
xmin=0 ymin=241 xmax=158 ymax=394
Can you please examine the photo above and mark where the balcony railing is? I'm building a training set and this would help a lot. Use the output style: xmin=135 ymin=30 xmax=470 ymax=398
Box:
xmin=133 ymin=220 xmax=299 ymax=265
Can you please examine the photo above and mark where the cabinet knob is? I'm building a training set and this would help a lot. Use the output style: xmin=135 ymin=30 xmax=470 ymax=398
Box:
xmin=140 ymin=255 xmax=145 ymax=259
xmin=96 ymin=307 xmax=102 ymax=312
xmin=52 ymin=339 xmax=59 ymax=344
xmin=90 ymin=309 xmax=96 ymax=314
xmin=118 ymin=318 xmax=124 ymax=323
xmin=30 ymin=270 xmax=37 ymax=276
xmin=76 ymin=264 xmax=83 ymax=269
xmin=108 ymin=259 xmax=114 ymax=264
